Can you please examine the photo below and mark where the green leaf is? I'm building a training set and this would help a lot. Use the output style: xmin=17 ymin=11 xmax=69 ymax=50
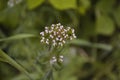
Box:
xmin=27 ymin=0 xmax=44 ymax=10
xmin=78 ymin=0 xmax=91 ymax=14
xmin=49 ymin=0 xmax=76 ymax=10
xmin=70 ymin=39 xmax=91 ymax=47
xmin=92 ymin=43 xmax=112 ymax=51
xmin=0 ymin=49 xmax=32 ymax=80
xmin=0 ymin=34 xmax=37 ymax=42
xmin=70 ymin=39 xmax=112 ymax=51
xmin=113 ymin=5 xmax=120 ymax=27
xmin=96 ymin=14 xmax=115 ymax=35
xmin=0 ymin=6 xmax=21 ymax=28
xmin=96 ymin=0 xmax=116 ymax=14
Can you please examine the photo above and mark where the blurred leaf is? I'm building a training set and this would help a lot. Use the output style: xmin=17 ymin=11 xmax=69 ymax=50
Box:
xmin=0 ymin=6 xmax=21 ymax=28
xmin=113 ymin=5 xmax=120 ymax=27
xmin=70 ymin=39 xmax=112 ymax=51
xmin=0 ymin=0 xmax=7 ymax=11
xmin=79 ymin=16 xmax=95 ymax=39
xmin=92 ymin=43 xmax=112 ymax=51
xmin=0 ymin=34 xmax=37 ymax=42
xmin=65 ymin=10 xmax=79 ymax=26
xmin=0 ymin=49 xmax=32 ymax=80
xmin=27 ymin=0 xmax=45 ymax=10
xmin=70 ymin=39 xmax=91 ymax=47
xmin=49 ymin=0 xmax=76 ymax=10
xmin=96 ymin=14 xmax=115 ymax=35
xmin=78 ymin=0 xmax=91 ymax=14
xmin=0 ymin=10 xmax=6 ymax=22
xmin=96 ymin=0 xmax=116 ymax=14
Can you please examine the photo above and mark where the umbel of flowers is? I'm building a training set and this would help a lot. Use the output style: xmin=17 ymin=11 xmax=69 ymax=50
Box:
xmin=40 ymin=23 xmax=76 ymax=47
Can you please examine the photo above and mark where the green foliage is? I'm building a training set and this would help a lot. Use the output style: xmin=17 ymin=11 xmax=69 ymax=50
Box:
xmin=78 ymin=0 xmax=91 ymax=14
xmin=96 ymin=14 xmax=115 ymax=35
xmin=49 ymin=0 xmax=77 ymax=10
xmin=0 ymin=49 xmax=32 ymax=80
xmin=113 ymin=5 xmax=120 ymax=27
xmin=0 ymin=5 xmax=21 ymax=28
xmin=95 ymin=0 xmax=116 ymax=14
xmin=70 ymin=39 xmax=112 ymax=51
xmin=27 ymin=0 xmax=45 ymax=10
xmin=0 ymin=0 xmax=120 ymax=80
xmin=0 ymin=34 xmax=37 ymax=42
xmin=0 ymin=0 xmax=8 ymax=11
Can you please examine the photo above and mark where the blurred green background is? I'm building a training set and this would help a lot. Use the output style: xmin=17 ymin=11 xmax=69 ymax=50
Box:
xmin=0 ymin=0 xmax=120 ymax=80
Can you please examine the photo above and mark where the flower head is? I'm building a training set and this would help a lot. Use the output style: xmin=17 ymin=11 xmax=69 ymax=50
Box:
xmin=40 ymin=23 xmax=76 ymax=46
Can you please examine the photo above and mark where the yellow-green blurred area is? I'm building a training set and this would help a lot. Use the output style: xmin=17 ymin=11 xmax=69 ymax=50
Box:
xmin=0 ymin=0 xmax=120 ymax=80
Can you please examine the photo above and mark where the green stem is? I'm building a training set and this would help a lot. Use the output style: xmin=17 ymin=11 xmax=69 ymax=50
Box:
xmin=0 ymin=49 xmax=33 ymax=80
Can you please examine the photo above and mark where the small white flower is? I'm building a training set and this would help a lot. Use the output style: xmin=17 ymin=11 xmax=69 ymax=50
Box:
xmin=70 ymin=37 xmax=73 ymax=40
xmin=45 ymin=30 xmax=48 ymax=33
xmin=62 ymin=40 xmax=65 ymax=44
xmin=59 ymin=58 xmax=63 ymax=62
xmin=55 ymin=26 xmax=59 ymax=29
xmin=72 ymin=29 xmax=75 ymax=33
xmin=58 ymin=35 xmax=61 ymax=37
xmin=64 ymin=36 xmax=67 ymax=38
xmin=61 ymin=31 xmax=65 ymax=34
xmin=46 ymin=40 xmax=49 ymax=44
xmin=56 ymin=32 xmax=59 ymax=34
xmin=58 ymin=29 xmax=61 ymax=31
xmin=62 ymin=34 xmax=65 ymax=36
xmin=41 ymin=37 xmax=45 ymax=40
xmin=40 ymin=32 xmax=44 ymax=36
xmin=56 ymin=38 xmax=59 ymax=41
xmin=73 ymin=35 xmax=76 ymax=38
xmin=50 ymin=35 xmax=54 ymax=38
xmin=53 ymin=59 xmax=57 ymax=62
xmin=51 ymin=24 xmax=55 ymax=27
xmin=59 ymin=42 xmax=63 ymax=46
xmin=40 ymin=39 xmax=44 ymax=42
xmin=52 ymin=40 xmax=56 ymax=43
xmin=46 ymin=39 xmax=49 ymax=41
xmin=59 ymin=38 xmax=62 ymax=41
xmin=57 ymin=23 xmax=61 ymax=26
xmin=49 ymin=30 xmax=52 ymax=33
xmin=53 ymin=42 xmax=57 ymax=46
xmin=45 ymin=27 xmax=48 ymax=29
xmin=66 ymin=34 xmax=68 ymax=37
xmin=73 ymin=34 xmax=76 ymax=38
xmin=64 ymin=29 xmax=67 ymax=32
xmin=50 ymin=57 xmax=57 ymax=64
xmin=60 ymin=26 xmax=63 ymax=29
xmin=59 ymin=55 xmax=64 ymax=58
xmin=53 ymin=31 xmax=56 ymax=36
xmin=51 ymin=26 xmax=54 ymax=29
xmin=67 ymin=27 xmax=70 ymax=30
xmin=52 ymin=56 xmax=56 ymax=59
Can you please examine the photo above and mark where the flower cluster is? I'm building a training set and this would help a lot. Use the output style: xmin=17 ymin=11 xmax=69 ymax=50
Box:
xmin=40 ymin=23 xmax=76 ymax=46
xmin=50 ymin=55 xmax=64 ymax=64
